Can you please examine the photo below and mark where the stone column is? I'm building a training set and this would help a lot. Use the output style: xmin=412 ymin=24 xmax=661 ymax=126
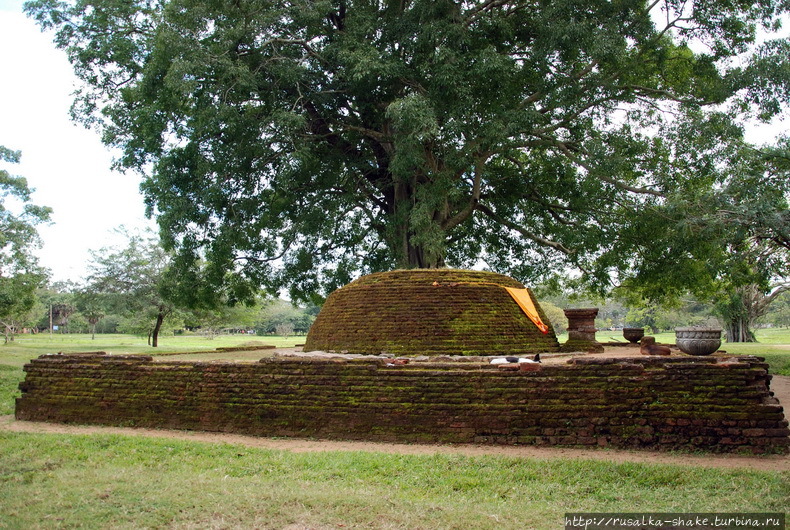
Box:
xmin=560 ymin=308 xmax=604 ymax=353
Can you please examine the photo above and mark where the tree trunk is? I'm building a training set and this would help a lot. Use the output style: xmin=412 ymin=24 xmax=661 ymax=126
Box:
xmin=723 ymin=316 xmax=757 ymax=343
xmin=405 ymin=239 xmax=446 ymax=269
xmin=390 ymin=180 xmax=450 ymax=269
xmin=716 ymin=284 xmax=789 ymax=342
xmin=151 ymin=311 xmax=165 ymax=348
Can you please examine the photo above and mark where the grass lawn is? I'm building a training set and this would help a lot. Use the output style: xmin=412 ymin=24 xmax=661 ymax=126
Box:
xmin=0 ymin=431 xmax=787 ymax=529
xmin=1 ymin=331 xmax=788 ymax=528
xmin=0 ymin=332 xmax=303 ymax=368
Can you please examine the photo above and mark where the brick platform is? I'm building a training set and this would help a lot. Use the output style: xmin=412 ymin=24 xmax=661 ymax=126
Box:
xmin=15 ymin=353 xmax=789 ymax=453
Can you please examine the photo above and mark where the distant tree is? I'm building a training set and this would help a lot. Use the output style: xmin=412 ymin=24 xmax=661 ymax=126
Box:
xmin=85 ymin=230 xmax=175 ymax=347
xmin=715 ymin=283 xmax=790 ymax=342
xmin=615 ymin=291 xmax=715 ymax=333
xmin=538 ymin=301 xmax=567 ymax=335
xmin=274 ymin=322 xmax=295 ymax=338
xmin=619 ymin=134 xmax=789 ymax=340
xmin=0 ymin=146 xmax=51 ymax=342
xmin=256 ymin=299 xmax=315 ymax=335
xmin=764 ymin=290 xmax=790 ymax=329
xmin=116 ymin=308 xmax=185 ymax=341
xmin=26 ymin=0 xmax=790 ymax=303
xmin=0 ymin=280 xmax=44 ymax=342
xmin=51 ymin=302 xmax=77 ymax=333
xmin=35 ymin=283 xmax=75 ymax=332
xmin=186 ymin=303 xmax=260 ymax=339
xmin=710 ymin=140 xmax=789 ymax=342
xmin=73 ymin=288 xmax=106 ymax=340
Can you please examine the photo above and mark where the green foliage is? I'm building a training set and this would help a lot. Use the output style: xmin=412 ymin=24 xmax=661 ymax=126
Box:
xmin=184 ymin=303 xmax=259 ymax=337
xmin=763 ymin=291 xmax=790 ymax=328
xmin=0 ymin=365 xmax=24 ymax=415
xmin=0 ymin=147 xmax=51 ymax=342
xmin=23 ymin=0 xmax=790 ymax=303
xmin=255 ymin=298 xmax=315 ymax=335
xmin=537 ymin=301 xmax=568 ymax=335
xmin=84 ymin=229 xmax=177 ymax=346
xmin=621 ymin=299 xmax=719 ymax=333
xmin=33 ymin=283 xmax=80 ymax=332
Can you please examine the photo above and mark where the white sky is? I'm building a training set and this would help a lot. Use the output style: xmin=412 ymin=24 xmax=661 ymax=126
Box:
xmin=0 ymin=0 xmax=155 ymax=284
xmin=0 ymin=0 xmax=787 ymax=285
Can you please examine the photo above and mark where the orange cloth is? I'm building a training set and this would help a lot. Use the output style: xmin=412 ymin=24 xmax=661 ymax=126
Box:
xmin=504 ymin=287 xmax=550 ymax=334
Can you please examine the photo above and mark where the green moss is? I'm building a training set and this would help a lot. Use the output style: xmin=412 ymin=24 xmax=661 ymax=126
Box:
xmin=15 ymin=354 xmax=789 ymax=453
xmin=305 ymin=269 xmax=560 ymax=355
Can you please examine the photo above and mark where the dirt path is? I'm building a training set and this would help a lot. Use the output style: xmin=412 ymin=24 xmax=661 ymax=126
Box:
xmin=3 ymin=375 xmax=789 ymax=473
xmin=772 ymin=373 xmax=790 ymax=407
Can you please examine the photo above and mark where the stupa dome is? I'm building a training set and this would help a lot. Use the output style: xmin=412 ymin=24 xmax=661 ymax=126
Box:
xmin=304 ymin=269 xmax=560 ymax=356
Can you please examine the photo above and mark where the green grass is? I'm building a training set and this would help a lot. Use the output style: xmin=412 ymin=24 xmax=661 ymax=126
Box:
xmin=0 ymin=365 xmax=24 ymax=415
xmin=652 ymin=330 xmax=790 ymax=376
xmin=0 ymin=431 xmax=787 ymax=530
xmin=0 ymin=333 xmax=302 ymax=368
xmin=594 ymin=327 xmax=790 ymax=345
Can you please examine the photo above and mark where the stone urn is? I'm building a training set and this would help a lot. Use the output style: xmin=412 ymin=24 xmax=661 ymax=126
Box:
xmin=622 ymin=327 xmax=645 ymax=343
xmin=674 ymin=327 xmax=722 ymax=356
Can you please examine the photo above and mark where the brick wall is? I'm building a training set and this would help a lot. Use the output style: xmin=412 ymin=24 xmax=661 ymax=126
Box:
xmin=15 ymin=353 xmax=789 ymax=453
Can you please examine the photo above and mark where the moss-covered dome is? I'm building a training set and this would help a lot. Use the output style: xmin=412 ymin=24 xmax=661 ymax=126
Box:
xmin=304 ymin=269 xmax=560 ymax=356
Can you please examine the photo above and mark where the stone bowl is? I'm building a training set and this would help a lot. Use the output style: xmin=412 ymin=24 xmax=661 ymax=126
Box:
xmin=674 ymin=327 xmax=722 ymax=356
xmin=622 ymin=327 xmax=645 ymax=343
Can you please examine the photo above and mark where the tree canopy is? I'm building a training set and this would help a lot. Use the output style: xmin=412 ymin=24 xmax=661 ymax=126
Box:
xmin=25 ymin=0 xmax=790 ymax=303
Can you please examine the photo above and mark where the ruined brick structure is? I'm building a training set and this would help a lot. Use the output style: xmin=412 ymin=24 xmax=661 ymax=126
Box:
xmin=16 ymin=353 xmax=789 ymax=453
xmin=560 ymin=308 xmax=605 ymax=353
xmin=304 ymin=269 xmax=560 ymax=355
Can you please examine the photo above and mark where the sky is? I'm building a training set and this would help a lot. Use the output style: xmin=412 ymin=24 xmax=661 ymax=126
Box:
xmin=0 ymin=0 xmax=787 ymax=285
xmin=1 ymin=0 xmax=156 ymax=284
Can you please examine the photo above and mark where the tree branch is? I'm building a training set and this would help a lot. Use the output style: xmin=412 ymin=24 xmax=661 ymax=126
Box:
xmin=441 ymin=155 xmax=487 ymax=231
xmin=554 ymin=141 xmax=664 ymax=197
xmin=621 ymin=84 xmax=719 ymax=106
xmin=463 ymin=0 xmax=511 ymax=27
xmin=476 ymin=202 xmax=572 ymax=254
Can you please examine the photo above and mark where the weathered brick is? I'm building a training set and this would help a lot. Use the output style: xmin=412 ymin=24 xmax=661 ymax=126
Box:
xmin=14 ymin=353 xmax=788 ymax=453
xmin=304 ymin=270 xmax=560 ymax=355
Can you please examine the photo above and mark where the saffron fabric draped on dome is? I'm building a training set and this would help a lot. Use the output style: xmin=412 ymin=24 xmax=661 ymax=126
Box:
xmin=504 ymin=287 xmax=550 ymax=334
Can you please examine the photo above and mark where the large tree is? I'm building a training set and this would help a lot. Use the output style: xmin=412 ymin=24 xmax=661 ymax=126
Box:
xmin=0 ymin=147 xmax=51 ymax=342
xmin=26 ymin=0 xmax=790 ymax=302
xmin=676 ymin=136 xmax=788 ymax=340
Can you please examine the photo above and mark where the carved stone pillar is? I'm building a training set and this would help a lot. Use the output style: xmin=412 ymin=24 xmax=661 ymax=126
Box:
xmin=560 ymin=308 xmax=604 ymax=353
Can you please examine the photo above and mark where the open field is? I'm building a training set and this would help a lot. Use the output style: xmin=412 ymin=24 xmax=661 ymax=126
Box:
xmin=2 ymin=328 xmax=788 ymax=363
xmin=0 ymin=333 xmax=303 ymax=367
xmin=1 ymin=331 xmax=788 ymax=528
